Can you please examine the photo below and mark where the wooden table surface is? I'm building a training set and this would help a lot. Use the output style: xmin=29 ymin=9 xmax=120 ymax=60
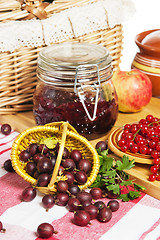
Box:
xmin=0 ymin=97 xmax=160 ymax=200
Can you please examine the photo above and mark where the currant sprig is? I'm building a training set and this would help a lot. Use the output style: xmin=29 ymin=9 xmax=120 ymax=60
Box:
xmin=118 ymin=115 xmax=160 ymax=182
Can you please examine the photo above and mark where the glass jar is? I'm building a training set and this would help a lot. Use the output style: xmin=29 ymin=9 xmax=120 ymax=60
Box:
xmin=33 ymin=43 xmax=118 ymax=140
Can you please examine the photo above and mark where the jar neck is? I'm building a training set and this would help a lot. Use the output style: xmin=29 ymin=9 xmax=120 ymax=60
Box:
xmin=37 ymin=63 xmax=113 ymax=88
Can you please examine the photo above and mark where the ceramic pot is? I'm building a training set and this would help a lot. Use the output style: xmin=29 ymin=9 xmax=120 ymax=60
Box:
xmin=131 ymin=29 xmax=160 ymax=97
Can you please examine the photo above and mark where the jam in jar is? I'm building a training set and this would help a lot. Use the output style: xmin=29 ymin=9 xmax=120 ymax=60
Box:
xmin=33 ymin=43 xmax=118 ymax=139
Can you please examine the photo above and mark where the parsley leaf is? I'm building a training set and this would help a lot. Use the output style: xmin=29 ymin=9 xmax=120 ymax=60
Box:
xmin=90 ymin=149 xmax=145 ymax=202
xmin=116 ymin=155 xmax=135 ymax=171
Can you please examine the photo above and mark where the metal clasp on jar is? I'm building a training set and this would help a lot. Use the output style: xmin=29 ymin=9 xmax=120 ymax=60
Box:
xmin=74 ymin=64 xmax=101 ymax=121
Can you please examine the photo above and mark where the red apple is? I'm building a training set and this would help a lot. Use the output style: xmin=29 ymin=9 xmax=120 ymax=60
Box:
xmin=112 ymin=69 xmax=152 ymax=112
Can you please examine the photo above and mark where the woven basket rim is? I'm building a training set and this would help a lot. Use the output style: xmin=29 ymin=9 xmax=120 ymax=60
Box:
xmin=11 ymin=122 xmax=100 ymax=193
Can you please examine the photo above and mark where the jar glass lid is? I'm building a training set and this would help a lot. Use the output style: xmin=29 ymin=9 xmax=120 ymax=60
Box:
xmin=38 ymin=42 xmax=112 ymax=70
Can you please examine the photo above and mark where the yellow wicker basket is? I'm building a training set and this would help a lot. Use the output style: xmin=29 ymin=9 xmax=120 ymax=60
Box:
xmin=11 ymin=121 xmax=100 ymax=194
xmin=0 ymin=0 xmax=123 ymax=114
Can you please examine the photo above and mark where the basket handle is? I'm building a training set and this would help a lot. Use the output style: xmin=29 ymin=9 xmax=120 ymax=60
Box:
xmin=48 ymin=122 xmax=68 ymax=190
xmin=20 ymin=0 xmax=49 ymax=19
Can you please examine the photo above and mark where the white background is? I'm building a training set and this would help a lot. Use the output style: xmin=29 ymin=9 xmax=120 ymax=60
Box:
xmin=120 ymin=0 xmax=160 ymax=71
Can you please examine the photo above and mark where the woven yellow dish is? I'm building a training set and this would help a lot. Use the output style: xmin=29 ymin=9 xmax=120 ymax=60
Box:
xmin=11 ymin=121 xmax=100 ymax=194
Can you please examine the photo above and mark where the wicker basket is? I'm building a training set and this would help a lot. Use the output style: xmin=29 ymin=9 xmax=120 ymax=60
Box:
xmin=0 ymin=0 xmax=123 ymax=114
xmin=11 ymin=121 xmax=100 ymax=194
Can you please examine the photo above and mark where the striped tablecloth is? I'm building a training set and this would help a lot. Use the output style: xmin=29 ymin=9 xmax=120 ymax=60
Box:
xmin=0 ymin=130 xmax=160 ymax=240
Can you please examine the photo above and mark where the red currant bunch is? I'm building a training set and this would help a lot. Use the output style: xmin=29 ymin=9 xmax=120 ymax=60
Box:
xmin=118 ymin=115 xmax=160 ymax=182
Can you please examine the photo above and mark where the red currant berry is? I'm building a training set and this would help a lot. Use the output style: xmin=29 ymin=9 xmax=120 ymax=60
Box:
xmin=135 ymin=135 xmax=143 ymax=144
xmin=152 ymin=117 xmax=159 ymax=126
xmin=118 ymin=139 xmax=126 ymax=147
xmin=141 ymin=125 xmax=149 ymax=134
xmin=146 ymin=115 xmax=154 ymax=122
xmin=124 ymin=133 xmax=134 ymax=141
xmin=156 ymin=142 xmax=160 ymax=151
xmin=147 ymin=148 xmax=153 ymax=155
xmin=155 ymin=125 xmax=160 ymax=133
xmin=149 ymin=174 xmax=156 ymax=181
xmin=151 ymin=150 xmax=159 ymax=159
xmin=156 ymin=174 xmax=160 ymax=181
xmin=147 ymin=130 xmax=155 ymax=139
xmin=139 ymin=119 xmax=149 ymax=125
xmin=131 ymin=143 xmax=139 ymax=154
xmin=130 ymin=124 xmax=139 ymax=134
xmin=139 ymin=145 xmax=148 ymax=155
xmin=137 ymin=139 xmax=147 ymax=147
xmin=153 ymin=158 xmax=160 ymax=165
xmin=150 ymin=165 xmax=158 ymax=173
xmin=124 ymin=124 xmax=131 ymax=130
xmin=126 ymin=140 xmax=134 ymax=150
xmin=120 ymin=145 xmax=128 ymax=152
xmin=149 ymin=140 xmax=157 ymax=149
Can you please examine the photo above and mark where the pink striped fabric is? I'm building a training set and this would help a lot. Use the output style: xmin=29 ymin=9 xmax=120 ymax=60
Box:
xmin=0 ymin=130 xmax=160 ymax=240
xmin=139 ymin=218 xmax=160 ymax=240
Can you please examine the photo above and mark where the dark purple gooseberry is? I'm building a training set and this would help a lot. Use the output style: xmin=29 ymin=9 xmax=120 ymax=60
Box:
xmin=25 ymin=161 xmax=37 ymax=176
xmin=0 ymin=221 xmax=5 ymax=233
xmin=56 ymin=180 xmax=68 ymax=193
xmin=107 ymin=200 xmax=120 ymax=212
xmin=62 ymin=158 xmax=76 ymax=171
xmin=3 ymin=159 xmax=15 ymax=172
xmin=37 ymin=157 xmax=53 ymax=173
xmin=19 ymin=150 xmax=31 ymax=162
xmin=34 ymin=170 xmax=40 ymax=179
xmin=42 ymin=194 xmax=55 ymax=211
xmin=28 ymin=143 xmax=38 ymax=156
xmin=21 ymin=186 xmax=37 ymax=202
xmin=58 ymin=166 xmax=64 ymax=173
xmin=62 ymin=147 xmax=70 ymax=159
xmin=81 ymin=200 xmax=92 ymax=208
xmin=56 ymin=192 xmax=69 ymax=206
xmin=32 ymin=153 xmax=44 ymax=164
xmin=75 ymin=170 xmax=87 ymax=185
xmin=97 ymin=207 xmax=112 ymax=223
xmin=74 ymin=210 xmax=90 ymax=227
xmin=67 ymin=198 xmax=81 ymax=212
xmin=70 ymin=149 xmax=82 ymax=163
xmin=64 ymin=171 xmax=75 ymax=185
xmin=38 ymin=144 xmax=49 ymax=154
xmin=50 ymin=154 xmax=57 ymax=168
xmin=90 ymin=187 xmax=103 ymax=200
xmin=55 ymin=143 xmax=69 ymax=159
xmin=107 ymin=190 xmax=120 ymax=199
xmin=37 ymin=223 xmax=54 ymax=239
xmin=68 ymin=184 xmax=80 ymax=196
xmin=95 ymin=141 xmax=107 ymax=151
xmin=76 ymin=191 xmax=92 ymax=203
xmin=78 ymin=159 xmax=92 ymax=173
xmin=94 ymin=201 xmax=106 ymax=210
xmin=37 ymin=173 xmax=51 ymax=187
xmin=84 ymin=204 xmax=99 ymax=220
xmin=1 ymin=123 xmax=11 ymax=135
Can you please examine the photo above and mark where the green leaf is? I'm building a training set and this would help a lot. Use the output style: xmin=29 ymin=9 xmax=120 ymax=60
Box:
xmin=107 ymin=184 xmax=120 ymax=195
xmin=116 ymin=155 xmax=135 ymax=171
xmin=101 ymin=156 xmax=114 ymax=173
xmin=99 ymin=155 xmax=104 ymax=166
xmin=100 ymin=149 xmax=109 ymax=157
xmin=118 ymin=194 xmax=130 ymax=202
xmin=129 ymin=191 xmax=141 ymax=199
xmin=120 ymin=180 xmax=133 ymax=187
xmin=134 ymin=183 xmax=146 ymax=191
xmin=103 ymin=170 xmax=117 ymax=178
xmin=104 ymin=178 xmax=115 ymax=184
xmin=40 ymin=136 xmax=58 ymax=149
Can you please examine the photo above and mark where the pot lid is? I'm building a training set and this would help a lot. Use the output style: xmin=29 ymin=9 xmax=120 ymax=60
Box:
xmin=141 ymin=30 xmax=160 ymax=48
